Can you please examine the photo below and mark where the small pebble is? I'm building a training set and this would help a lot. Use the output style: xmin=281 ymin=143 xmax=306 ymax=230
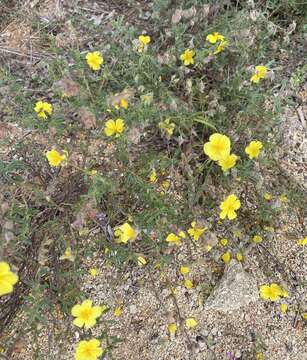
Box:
xmin=129 ymin=305 xmax=137 ymax=314
xmin=211 ymin=327 xmax=218 ymax=336
xmin=235 ymin=350 xmax=242 ymax=358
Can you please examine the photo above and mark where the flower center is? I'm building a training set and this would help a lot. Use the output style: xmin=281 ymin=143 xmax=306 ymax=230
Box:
xmin=83 ymin=347 xmax=94 ymax=357
xmin=212 ymin=142 xmax=223 ymax=153
xmin=226 ymin=203 xmax=235 ymax=212
xmin=80 ymin=308 xmax=93 ymax=321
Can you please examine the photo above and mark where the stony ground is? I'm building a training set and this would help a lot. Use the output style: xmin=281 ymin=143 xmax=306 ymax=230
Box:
xmin=0 ymin=1 xmax=306 ymax=359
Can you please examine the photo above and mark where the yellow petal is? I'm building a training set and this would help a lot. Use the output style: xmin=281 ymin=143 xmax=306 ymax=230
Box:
xmin=137 ymin=256 xmax=147 ymax=266
xmin=236 ymin=252 xmax=243 ymax=262
xmin=0 ymin=281 xmax=14 ymax=296
xmin=185 ymin=317 xmax=198 ymax=329
xmin=89 ymin=268 xmax=98 ymax=277
xmin=71 ymin=304 xmax=81 ymax=317
xmin=221 ymin=252 xmax=231 ymax=264
xmin=280 ymin=303 xmax=288 ymax=313
xmin=184 ymin=279 xmax=193 ymax=289
xmin=220 ymin=238 xmax=228 ymax=246
xmin=114 ymin=306 xmax=122 ymax=317
xmin=168 ymin=323 xmax=177 ymax=335
xmin=180 ymin=266 xmax=190 ymax=275
xmin=73 ymin=317 xmax=84 ymax=328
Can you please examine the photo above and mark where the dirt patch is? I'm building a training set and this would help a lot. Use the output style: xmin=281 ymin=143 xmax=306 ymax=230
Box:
xmin=279 ymin=106 xmax=307 ymax=189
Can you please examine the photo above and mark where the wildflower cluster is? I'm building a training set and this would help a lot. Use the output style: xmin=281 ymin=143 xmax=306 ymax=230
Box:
xmin=71 ymin=299 xmax=106 ymax=359
xmin=204 ymin=132 xmax=263 ymax=173
xmin=206 ymin=32 xmax=228 ymax=54
xmin=3 ymin=3 xmax=305 ymax=357
xmin=180 ymin=32 xmax=228 ymax=67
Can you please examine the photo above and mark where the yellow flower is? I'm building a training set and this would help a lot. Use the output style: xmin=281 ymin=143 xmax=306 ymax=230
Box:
xmin=303 ymin=313 xmax=307 ymax=320
xmin=206 ymin=32 xmax=225 ymax=44
xmin=89 ymin=268 xmax=98 ymax=277
xmin=245 ymin=140 xmax=263 ymax=159
xmin=161 ymin=180 xmax=170 ymax=190
xmin=185 ymin=317 xmax=198 ymax=329
xmin=139 ymin=35 xmax=151 ymax=46
xmin=184 ymin=279 xmax=193 ymax=289
xmin=214 ymin=40 xmax=228 ymax=54
xmin=114 ymin=306 xmax=122 ymax=317
xmin=220 ymin=238 xmax=228 ymax=246
xmin=297 ymin=237 xmax=307 ymax=246
xmin=86 ymin=51 xmax=103 ymax=71
xmin=178 ymin=231 xmax=186 ymax=238
xmin=34 ymin=101 xmax=52 ymax=119
xmin=256 ymin=353 xmax=264 ymax=360
xmin=233 ymin=230 xmax=243 ymax=238
xmin=236 ymin=252 xmax=243 ymax=262
xmin=120 ymin=98 xmax=128 ymax=109
xmin=104 ymin=118 xmax=125 ymax=137
xmin=137 ymin=256 xmax=147 ymax=266
xmin=219 ymin=194 xmax=241 ymax=220
xmin=46 ymin=149 xmax=67 ymax=167
xmin=250 ymin=65 xmax=267 ymax=83
xmin=178 ymin=231 xmax=186 ymax=239
xmin=158 ymin=118 xmax=176 ymax=138
xmin=59 ymin=247 xmax=75 ymax=262
xmin=253 ymin=235 xmax=263 ymax=244
xmin=187 ymin=221 xmax=206 ymax=241
xmin=88 ymin=170 xmax=97 ymax=176
xmin=149 ymin=169 xmax=157 ymax=183
xmin=140 ymin=92 xmax=153 ymax=105
xmin=166 ymin=233 xmax=182 ymax=246
xmin=71 ymin=300 xmax=103 ymax=329
xmin=218 ymin=154 xmax=238 ymax=172
xmin=203 ymin=133 xmax=231 ymax=161
xmin=180 ymin=49 xmax=195 ymax=66
xmin=0 ymin=262 xmax=18 ymax=297
xmin=280 ymin=303 xmax=288 ymax=313
xmin=264 ymin=192 xmax=272 ymax=201
xmin=138 ymin=35 xmax=151 ymax=53
xmin=259 ymin=283 xmax=283 ymax=302
xmin=221 ymin=251 xmax=231 ymax=264
xmin=168 ymin=323 xmax=177 ymax=335
xmin=154 ymin=262 xmax=161 ymax=269
xmin=279 ymin=194 xmax=288 ymax=203
xmin=114 ymin=223 xmax=137 ymax=244
xmin=180 ymin=265 xmax=190 ymax=275
xmin=75 ymin=338 xmax=103 ymax=360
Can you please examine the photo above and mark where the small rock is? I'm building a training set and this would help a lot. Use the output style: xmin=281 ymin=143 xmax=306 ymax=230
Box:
xmin=211 ymin=327 xmax=218 ymax=336
xmin=4 ymin=231 xmax=14 ymax=242
xmin=78 ymin=107 xmax=96 ymax=129
xmin=245 ymin=313 xmax=251 ymax=321
xmin=204 ymin=260 xmax=259 ymax=312
xmin=3 ymin=220 xmax=14 ymax=230
xmin=234 ymin=350 xmax=242 ymax=358
xmin=129 ymin=304 xmax=138 ymax=314
xmin=196 ymin=335 xmax=207 ymax=351
xmin=201 ymin=329 xmax=209 ymax=337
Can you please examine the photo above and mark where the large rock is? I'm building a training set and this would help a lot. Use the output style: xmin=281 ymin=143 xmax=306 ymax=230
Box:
xmin=205 ymin=260 xmax=258 ymax=312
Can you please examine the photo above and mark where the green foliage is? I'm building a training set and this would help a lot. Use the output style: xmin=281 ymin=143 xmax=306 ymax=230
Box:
xmin=0 ymin=0 xmax=305 ymax=358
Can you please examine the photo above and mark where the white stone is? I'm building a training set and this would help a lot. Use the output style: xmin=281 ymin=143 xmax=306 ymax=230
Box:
xmin=204 ymin=260 xmax=259 ymax=312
